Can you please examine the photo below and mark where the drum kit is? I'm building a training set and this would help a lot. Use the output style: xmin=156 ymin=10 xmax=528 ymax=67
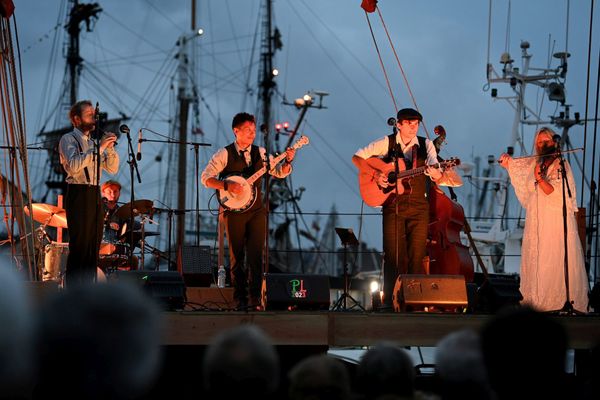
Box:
xmin=25 ymin=199 xmax=159 ymax=285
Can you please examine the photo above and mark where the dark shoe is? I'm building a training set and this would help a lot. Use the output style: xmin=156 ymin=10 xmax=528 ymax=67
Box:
xmin=234 ymin=298 xmax=248 ymax=311
xmin=378 ymin=302 xmax=394 ymax=312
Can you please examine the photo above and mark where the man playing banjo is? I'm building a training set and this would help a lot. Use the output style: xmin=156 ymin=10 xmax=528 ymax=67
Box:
xmin=201 ymin=112 xmax=295 ymax=310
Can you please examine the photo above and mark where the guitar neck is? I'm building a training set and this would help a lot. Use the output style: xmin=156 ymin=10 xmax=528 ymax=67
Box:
xmin=246 ymin=152 xmax=287 ymax=185
xmin=397 ymin=163 xmax=435 ymax=180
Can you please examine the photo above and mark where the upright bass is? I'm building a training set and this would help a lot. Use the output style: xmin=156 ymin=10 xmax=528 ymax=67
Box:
xmin=426 ymin=125 xmax=474 ymax=282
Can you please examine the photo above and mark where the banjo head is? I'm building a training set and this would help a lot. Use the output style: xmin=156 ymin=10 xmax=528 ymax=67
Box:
xmin=218 ymin=175 xmax=257 ymax=212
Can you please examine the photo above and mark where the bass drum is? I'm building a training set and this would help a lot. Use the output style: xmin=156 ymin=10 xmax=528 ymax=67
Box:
xmin=42 ymin=242 xmax=106 ymax=285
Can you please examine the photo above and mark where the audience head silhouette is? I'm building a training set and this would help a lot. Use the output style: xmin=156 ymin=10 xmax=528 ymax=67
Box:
xmin=288 ymin=354 xmax=352 ymax=400
xmin=480 ymin=306 xmax=568 ymax=399
xmin=33 ymin=282 xmax=162 ymax=399
xmin=0 ymin=265 xmax=34 ymax=399
xmin=355 ymin=341 xmax=415 ymax=400
xmin=203 ymin=324 xmax=279 ymax=398
xmin=435 ymin=329 xmax=491 ymax=400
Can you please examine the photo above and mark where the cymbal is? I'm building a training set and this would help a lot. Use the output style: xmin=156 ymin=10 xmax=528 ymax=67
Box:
xmin=115 ymin=199 xmax=153 ymax=220
xmin=24 ymin=203 xmax=68 ymax=228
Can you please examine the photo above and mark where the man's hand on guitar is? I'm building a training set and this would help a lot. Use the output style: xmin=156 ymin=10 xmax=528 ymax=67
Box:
xmin=373 ymin=170 xmax=389 ymax=188
xmin=425 ymin=164 xmax=443 ymax=181
xmin=285 ymin=148 xmax=296 ymax=163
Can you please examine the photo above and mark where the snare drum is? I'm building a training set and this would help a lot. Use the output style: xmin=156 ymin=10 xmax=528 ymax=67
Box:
xmin=42 ymin=242 xmax=106 ymax=284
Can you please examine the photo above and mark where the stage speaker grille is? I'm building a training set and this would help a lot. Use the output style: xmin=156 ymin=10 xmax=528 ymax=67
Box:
xmin=113 ymin=270 xmax=186 ymax=310
xmin=180 ymin=245 xmax=212 ymax=287
xmin=393 ymin=274 xmax=467 ymax=312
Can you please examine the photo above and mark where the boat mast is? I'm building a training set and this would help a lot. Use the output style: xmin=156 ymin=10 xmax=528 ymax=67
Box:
xmin=174 ymin=0 xmax=200 ymax=251
xmin=65 ymin=1 xmax=101 ymax=106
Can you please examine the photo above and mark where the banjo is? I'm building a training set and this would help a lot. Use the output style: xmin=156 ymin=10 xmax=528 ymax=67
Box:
xmin=217 ymin=136 xmax=309 ymax=212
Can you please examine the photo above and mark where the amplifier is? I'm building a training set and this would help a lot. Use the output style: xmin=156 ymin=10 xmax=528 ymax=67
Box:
xmin=393 ymin=274 xmax=467 ymax=312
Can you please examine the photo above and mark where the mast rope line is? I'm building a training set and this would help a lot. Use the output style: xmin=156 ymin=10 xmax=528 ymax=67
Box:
xmin=363 ymin=5 xmax=431 ymax=139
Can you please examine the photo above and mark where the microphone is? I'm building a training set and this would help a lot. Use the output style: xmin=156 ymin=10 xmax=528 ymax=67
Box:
xmin=119 ymin=124 xmax=130 ymax=134
xmin=552 ymin=134 xmax=562 ymax=144
xmin=137 ymin=129 xmax=143 ymax=161
xmin=387 ymin=117 xmax=396 ymax=126
xmin=95 ymin=102 xmax=100 ymax=120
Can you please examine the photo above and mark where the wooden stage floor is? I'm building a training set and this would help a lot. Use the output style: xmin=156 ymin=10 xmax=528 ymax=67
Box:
xmin=27 ymin=282 xmax=600 ymax=350
xmin=163 ymin=310 xmax=600 ymax=349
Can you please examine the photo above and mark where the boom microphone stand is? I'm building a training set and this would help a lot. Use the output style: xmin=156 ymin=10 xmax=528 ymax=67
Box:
xmin=121 ymin=125 xmax=142 ymax=269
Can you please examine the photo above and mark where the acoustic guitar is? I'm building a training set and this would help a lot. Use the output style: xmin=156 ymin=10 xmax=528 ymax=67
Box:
xmin=217 ymin=136 xmax=310 ymax=212
xmin=358 ymin=157 xmax=460 ymax=207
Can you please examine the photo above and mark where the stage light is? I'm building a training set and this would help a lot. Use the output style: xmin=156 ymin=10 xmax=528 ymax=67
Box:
xmin=370 ymin=281 xmax=379 ymax=293
xmin=303 ymin=94 xmax=312 ymax=102
xmin=283 ymin=122 xmax=289 ymax=129
xmin=197 ymin=28 xmax=204 ymax=36
xmin=272 ymin=68 xmax=279 ymax=76
xmin=275 ymin=123 xmax=282 ymax=132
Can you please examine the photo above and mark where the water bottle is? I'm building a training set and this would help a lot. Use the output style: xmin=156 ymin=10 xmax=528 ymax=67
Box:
xmin=217 ymin=265 xmax=226 ymax=288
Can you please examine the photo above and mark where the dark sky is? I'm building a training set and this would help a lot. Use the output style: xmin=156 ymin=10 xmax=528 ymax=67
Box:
xmin=15 ymin=0 xmax=600 ymax=249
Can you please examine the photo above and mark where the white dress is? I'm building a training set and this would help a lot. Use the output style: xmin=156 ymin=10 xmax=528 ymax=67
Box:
xmin=507 ymin=157 xmax=589 ymax=313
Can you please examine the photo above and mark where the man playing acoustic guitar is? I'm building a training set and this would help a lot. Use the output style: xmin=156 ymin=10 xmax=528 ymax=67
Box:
xmin=201 ymin=112 xmax=295 ymax=310
xmin=352 ymin=108 xmax=443 ymax=310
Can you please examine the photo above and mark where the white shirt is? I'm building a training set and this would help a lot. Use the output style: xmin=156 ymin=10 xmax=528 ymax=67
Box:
xmin=354 ymin=133 xmax=438 ymax=166
xmin=201 ymin=143 xmax=292 ymax=187
xmin=59 ymin=128 xmax=119 ymax=185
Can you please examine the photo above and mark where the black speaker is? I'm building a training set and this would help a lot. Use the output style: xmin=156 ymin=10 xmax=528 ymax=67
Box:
xmin=474 ymin=273 xmax=522 ymax=313
xmin=180 ymin=245 xmax=212 ymax=287
xmin=113 ymin=270 xmax=186 ymax=310
xmin=261 ymin=273 xmax=330 ymax=311
xmin=392 ymin=274 xmax=468 ymax=312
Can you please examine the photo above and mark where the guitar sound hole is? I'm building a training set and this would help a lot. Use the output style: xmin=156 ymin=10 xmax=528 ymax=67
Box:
xmin=387 ymin=173 xmax=397 ymax=184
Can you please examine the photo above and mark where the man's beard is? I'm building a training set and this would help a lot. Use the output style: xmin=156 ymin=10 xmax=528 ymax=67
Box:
xmin=78 ymin=121 xmax=95 ymax=132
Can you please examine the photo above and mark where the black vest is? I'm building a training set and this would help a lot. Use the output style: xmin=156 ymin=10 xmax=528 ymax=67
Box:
xmin=220 ymin=143 xmax=264 ymax=211
xmin=385 ymin=134 xmax=429 ymax=204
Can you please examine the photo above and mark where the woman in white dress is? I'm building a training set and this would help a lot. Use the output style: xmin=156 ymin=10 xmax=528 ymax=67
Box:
xmin=498 ymin=127 xmax=589 ymax=313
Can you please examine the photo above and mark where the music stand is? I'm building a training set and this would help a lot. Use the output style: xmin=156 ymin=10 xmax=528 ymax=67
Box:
xmin=331 ymin=227 xmax=365 ymax=311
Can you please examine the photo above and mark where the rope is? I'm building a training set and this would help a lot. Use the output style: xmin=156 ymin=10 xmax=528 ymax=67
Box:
xmin=376 ymin=7 xmax=430 ymax=139
xmin=364 ymin=10 xmax=398 ymax=113
xmin=580 ymin=0 xmax=595 ymax=206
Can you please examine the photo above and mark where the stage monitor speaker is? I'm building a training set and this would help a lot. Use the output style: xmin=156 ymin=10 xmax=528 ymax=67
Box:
xmin=180 ymin=245 xmax=212 ymax=287
xmin=393 ymin=274 xmax=467 ymax=312
xmin=261 ymin=273 xmax=330 ymax=311
xmin=113 ymin=270 xmax=186 ymax=310
xmin=475 ymin=274 xmax=522 ymax=313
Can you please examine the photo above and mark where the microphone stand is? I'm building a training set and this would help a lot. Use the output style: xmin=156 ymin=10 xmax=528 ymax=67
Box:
xmin=125 ymin=128 xmax=142 ymax=269
xmin=154 ymin=202 xmax=175 ymax=271
xmin=262 ymin=125 xmax=271 ymax=278
xmin=555 ymin=146 xmax=578 ymax=314
xmin=138 ymin=137 xmax=210 ymax=270
xmin=94 ymin=104 xmax=102 ymax=282
xmin=193 ymin=143 xmax=201 ymax=246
